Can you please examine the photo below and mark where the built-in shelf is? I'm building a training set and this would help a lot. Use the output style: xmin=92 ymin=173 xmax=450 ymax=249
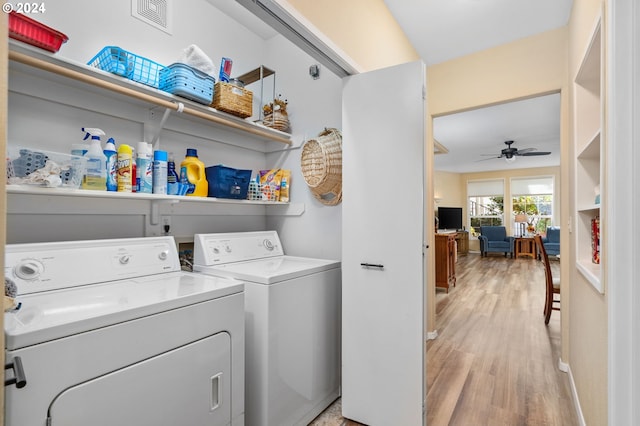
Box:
xmin=576 ymin=259 xmax=602 ymax=291
xmin=577 ymin=204 xmax=601 ymax=212
xmin=574 ymin=16 xmax=604 ymax=295
xmin=6 ymin=41 xmax=305 ymax=223
xmin=8 ymin=41 xmax=292 ymax=150
xmin=6 ymin=185 xmax=305 ymax=221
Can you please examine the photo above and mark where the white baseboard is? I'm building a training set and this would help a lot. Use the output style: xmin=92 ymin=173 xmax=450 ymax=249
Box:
xmin=558 ymin=357 xmax=569 ymax=372
xmin=426 ymin=330 xmax=438 ymax=341
xmin=562 ymin=359 xmax=586 ymax=426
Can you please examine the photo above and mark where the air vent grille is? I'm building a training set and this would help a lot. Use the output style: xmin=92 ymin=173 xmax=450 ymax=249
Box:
xmin=132 ymin=0 xmax=172 ymax=35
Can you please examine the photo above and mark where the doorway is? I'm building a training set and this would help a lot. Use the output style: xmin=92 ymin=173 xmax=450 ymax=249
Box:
xmin=427 ymin=92 xmax=570 ymax=423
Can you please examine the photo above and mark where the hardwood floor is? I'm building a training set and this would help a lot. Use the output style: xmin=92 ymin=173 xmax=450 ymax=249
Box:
xmin=427 ymin=253 xmax=576 ymax=425
xmin=311 ymin=253 xmax=576 ymax=425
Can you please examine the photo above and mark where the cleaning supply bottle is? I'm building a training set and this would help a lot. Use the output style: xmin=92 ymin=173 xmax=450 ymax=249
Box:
xmin=179 ymin=148 xmax=208 ymax=197
xmin=104 ymin=138 xmax=117 ymax=191
xmin=131 ymin=146 xmax=137 ymax=193
xmin=136 ymin=142 xmax=153 ymax=193
xmin=117 ymin=143 xmax=133 ymax=192
xmin=80 ymin=127 xmax=107 ymax=190
xmin=167 ymin=152 xmax=180 ymax=195
xmin=152 ymin=150 xmax=168 ymax=194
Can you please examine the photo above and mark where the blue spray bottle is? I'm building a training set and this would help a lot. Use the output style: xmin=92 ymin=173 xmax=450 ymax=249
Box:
xmin=104 ymin=137 xmax=117 ymax=191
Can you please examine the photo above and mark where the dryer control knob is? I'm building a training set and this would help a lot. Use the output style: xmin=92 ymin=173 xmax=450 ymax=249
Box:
xmin=213 ymin=247 xmax=220 ymax=254
xmin=158 ymin=250 xmax=168 ymax=261
xmin=225 ymin=245 xmax=232 ymax=253
xmin=14 ymin=259 xmax=44 ymax=280
xmin=119 ymin=255 xmax=131 ymax=265
xmin=263 ymin=239 xmax=274 ymax=250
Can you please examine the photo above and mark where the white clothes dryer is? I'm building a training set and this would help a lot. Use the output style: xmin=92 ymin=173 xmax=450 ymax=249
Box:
xmin=193 ymin=231 xmax=341 ymax=426
xmin=4 ymin=236 xmax=245 ymax=426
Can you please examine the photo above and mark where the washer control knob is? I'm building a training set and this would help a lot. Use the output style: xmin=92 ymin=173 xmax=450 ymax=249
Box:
xmin=225 ymin=245 xmax=232 ymax=253
xmin=158 ymin=250 xmax=168 ymax=261
xmin=14 ymin=259 xmax=44 ymax=280
xmin=263 ymin=239 xmax=274 ymax=251
xmin=119 ymin=255 xmax=131 ymax=265
xmin=213 ymin=247 xmax=220 ymax=254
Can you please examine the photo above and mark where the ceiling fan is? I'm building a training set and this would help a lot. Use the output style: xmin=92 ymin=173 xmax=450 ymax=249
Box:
xmin=480 ymin=140 xmax=551 ymax=162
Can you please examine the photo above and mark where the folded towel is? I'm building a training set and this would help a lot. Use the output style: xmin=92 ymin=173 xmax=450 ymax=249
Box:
xmin=177 ymin=44 xmax=215 ymax=76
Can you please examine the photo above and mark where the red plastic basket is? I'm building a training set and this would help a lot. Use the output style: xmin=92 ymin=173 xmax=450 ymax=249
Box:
xmin=8 ymin=12 xmax=68 ymax=53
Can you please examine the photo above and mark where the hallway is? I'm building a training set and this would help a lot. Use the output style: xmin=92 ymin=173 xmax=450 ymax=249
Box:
xmin=427 ymin=253 xmax=577 ymax=425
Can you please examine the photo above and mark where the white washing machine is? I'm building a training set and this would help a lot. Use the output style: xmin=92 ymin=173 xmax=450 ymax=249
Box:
xmin=4 ymin=236 xmax=245 ymax=426
xmin=193 ymin=231 xmax=341 ymax=426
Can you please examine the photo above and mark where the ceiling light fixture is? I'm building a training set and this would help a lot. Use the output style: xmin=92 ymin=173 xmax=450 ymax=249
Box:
xmin=505 ymin=156 xmax=516 ymax=163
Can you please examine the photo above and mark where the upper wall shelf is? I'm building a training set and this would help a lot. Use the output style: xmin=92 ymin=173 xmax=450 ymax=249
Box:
xmin=7 ymin=42 xmax=292 ymax=149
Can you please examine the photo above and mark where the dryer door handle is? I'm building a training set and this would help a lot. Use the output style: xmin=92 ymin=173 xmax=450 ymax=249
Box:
xmin=5 ymin=356 xmax=27 ymax=389
xmin=210 ymin=372 xmax=222 ymax=411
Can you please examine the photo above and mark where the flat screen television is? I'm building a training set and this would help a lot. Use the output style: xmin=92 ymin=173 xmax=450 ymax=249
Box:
xmin=437 ymin=207 xmax=463 ymax=231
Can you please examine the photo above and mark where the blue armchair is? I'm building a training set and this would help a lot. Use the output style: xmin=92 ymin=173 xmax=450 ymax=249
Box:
xmin=541 ymin=226 xmax=560 ymax=256
xmin=478 ymin=226 xmax=514 ymax=257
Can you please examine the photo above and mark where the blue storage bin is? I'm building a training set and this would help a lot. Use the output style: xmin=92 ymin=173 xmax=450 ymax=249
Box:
xmin=87 ymin=46 xmax=165 ymax=88
xmin=205 ymin=165 xmax=252 ymax=199
xmin=159 ymin=63 xmax=215 ymax=105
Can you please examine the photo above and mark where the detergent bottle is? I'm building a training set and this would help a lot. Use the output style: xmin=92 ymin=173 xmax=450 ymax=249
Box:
xmin=80 ymin=127 xmax=107 ymax=191
xmin=104 ymin=138 xmax=117 ymax=191
xmin=179 ymin=148 xmax=208 ymax=197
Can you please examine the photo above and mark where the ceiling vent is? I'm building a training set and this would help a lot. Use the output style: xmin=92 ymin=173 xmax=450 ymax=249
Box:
xmin=132 ymin=0 xmax=173 ymax=35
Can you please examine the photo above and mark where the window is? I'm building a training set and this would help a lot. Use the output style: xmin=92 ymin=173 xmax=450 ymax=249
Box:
xmin=511 ymin=177 xmax=554 ymax=235
xmin=468 ymin=179 xmax=504 ymax=237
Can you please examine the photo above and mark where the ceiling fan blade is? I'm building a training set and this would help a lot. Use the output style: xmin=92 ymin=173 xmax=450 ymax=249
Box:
xmin=519 ymin=151 xmax=551 ymax=156
xmin=474 ymin=156 xmax=501 ymax=162
xmin=516 ymin=147 xmax=537 ymax=154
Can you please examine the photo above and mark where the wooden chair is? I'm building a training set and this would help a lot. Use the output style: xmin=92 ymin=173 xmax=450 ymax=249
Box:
xmin=534 ymin=235 xmax=560 ymax=324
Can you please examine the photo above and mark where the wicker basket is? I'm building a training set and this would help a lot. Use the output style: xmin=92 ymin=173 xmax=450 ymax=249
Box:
xmin=262 ymin=110 xmax=290 ymax=132
xmin=301 ymin=128 xmax=342 ymax=205
xmin=212 ymin=82 xmax=253 ymax=118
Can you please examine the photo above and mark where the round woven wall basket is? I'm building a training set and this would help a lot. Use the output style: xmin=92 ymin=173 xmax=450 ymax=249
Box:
xmin=300 ymin=128 xmax=342 ymax=206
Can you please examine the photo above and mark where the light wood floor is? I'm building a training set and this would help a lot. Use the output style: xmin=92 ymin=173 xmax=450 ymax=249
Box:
xmin=311 ymin=253 xmax=577 ymax=426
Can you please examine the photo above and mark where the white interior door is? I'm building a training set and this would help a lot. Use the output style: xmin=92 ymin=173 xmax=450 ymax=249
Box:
xmin=342 ymin=60 xmax=427 ymax=425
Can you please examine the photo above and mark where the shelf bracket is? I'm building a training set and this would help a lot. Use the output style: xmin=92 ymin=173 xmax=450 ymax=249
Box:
xmin=147 ymin=103 xmax=185 ymax=150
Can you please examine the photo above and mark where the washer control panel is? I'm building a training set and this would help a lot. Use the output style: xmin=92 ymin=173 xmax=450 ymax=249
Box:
xmin=5 ymin=237 xmax=180 ymax=295
xmin=194 ymin=231 xmax=284 ymax=265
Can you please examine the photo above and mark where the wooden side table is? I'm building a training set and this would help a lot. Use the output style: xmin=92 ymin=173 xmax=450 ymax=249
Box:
xmin=515 ymin=237 xmax=536 ymax=259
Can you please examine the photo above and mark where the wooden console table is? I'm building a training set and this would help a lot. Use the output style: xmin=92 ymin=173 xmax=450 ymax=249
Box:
xmin=515 ymin=237 xmax=537 ymax=259
xmin=435 ymin=233 xmax=457 ymax=292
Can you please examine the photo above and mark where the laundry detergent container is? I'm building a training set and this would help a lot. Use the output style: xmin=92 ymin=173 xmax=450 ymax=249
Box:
xmin=205 ymin=165 xmax=252 ymax=199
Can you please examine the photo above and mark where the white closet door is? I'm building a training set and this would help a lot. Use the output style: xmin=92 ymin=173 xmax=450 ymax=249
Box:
xmin=342 ymin=60 xmax=427 ymax=426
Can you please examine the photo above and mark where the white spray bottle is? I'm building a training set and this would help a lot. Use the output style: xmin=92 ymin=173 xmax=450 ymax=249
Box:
xmin=81 ymin=127 xmax=107 ymax=191
xmin=104 ymin=137 xmax=118 ymax=191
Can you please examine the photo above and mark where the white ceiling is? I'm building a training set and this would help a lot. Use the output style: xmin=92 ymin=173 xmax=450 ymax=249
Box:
xmin=221 ymin=0 xmax=572 ymax=173
xmin=433 ymin=93 xmax=561 ymax=173
xmin=382 ymin=0 xmax=572 ymax=173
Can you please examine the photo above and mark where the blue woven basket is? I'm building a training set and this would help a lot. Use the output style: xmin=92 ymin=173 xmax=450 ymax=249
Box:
xmin=87 ymin=46 xmax=164 ymax=89
xmin=205 ymin=165 xmax=252 ymax=199
xmin=159 ymin=63 xmax=215 ymax=105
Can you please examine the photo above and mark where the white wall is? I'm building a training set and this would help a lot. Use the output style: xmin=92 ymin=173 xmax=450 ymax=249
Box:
xmin=6 ymin=0 xmax=342 ymax=259
xmin=262 ymin=36 xmax=343 ymax=260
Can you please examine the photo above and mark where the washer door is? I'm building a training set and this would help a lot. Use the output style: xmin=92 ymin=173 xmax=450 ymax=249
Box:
xmin=48 ymin=332 xmax=231 ymax=426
